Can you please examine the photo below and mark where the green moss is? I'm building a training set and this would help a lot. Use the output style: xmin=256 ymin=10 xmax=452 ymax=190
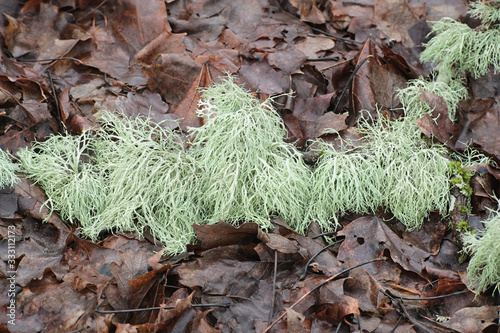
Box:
xmin=17 ymin=133 xmax=106 ymax=226
xmin=448 ymin=161 xmax=474 ymax=196
xmin=459 ymin=205 xmax=469 ymax=213
xmin=457 ymin=220 xmax=472 ymax=232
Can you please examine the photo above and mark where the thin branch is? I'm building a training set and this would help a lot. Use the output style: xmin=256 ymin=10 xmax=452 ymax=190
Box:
xmin=95 ymin=302 xmax=231 ymax=314
xmin=332 ymin=55 xmax=374 ymax=114
xmin=268 ymin=250 xmax=278 ymax=323
xmin=385 ymin=289 xmax=469 ymax=301
xmin=310 ymin=29 xmax=363 ymax=45
xmin=263 ymin=257 xmax=387 ymax=332
xmin=45 ymin=69 xmax=63 ymax=133
xmin=18 ymin=57 xmax=84 ymax=65
xmin=299 ymin=239 xmax=344 ymax=280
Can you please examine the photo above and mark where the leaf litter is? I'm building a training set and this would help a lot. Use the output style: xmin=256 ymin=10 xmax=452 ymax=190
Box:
xmin=1 ymin=0 xmax=500 ymax=332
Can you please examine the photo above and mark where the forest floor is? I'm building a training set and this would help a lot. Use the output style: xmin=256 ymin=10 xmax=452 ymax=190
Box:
xmin=0 ymin=0 xmax=500 ymax=332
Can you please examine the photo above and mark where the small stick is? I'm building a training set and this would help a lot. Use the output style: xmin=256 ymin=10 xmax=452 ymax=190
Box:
xmin=45 ymin=69 xmax=64 ymax=133
xmin=310 ymin=28 xmax=363 ymax=45
xmin=299 ymin=239 xmax=344 ymax=280
xmin=268 ymin=250 xmax=278 ymax=323
xmin=95 ymin=302 xmax=231 ymax=314
xmin=18 ymin=57 xmax=84 ymax=65
xmin=332 ymin=55 xmax=373 ymax=114
xmin=263 ymin=257 xmax=387 ymax=332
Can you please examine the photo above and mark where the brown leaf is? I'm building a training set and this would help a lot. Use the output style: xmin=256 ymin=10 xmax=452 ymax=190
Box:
xmin=374 ymin=0 xmax=426 ymax=47
xmin=193 ymin=221 xmax=259 ymax=249
xmin=312 ymin=298 xmax=360 ymax=325
xmin=0 ymin=190 xmax=19 ymax=219
xmin=268 ymin=48 xmax=308 ymax=74
xmin=76 ymin=26 xmax=148 ymax=86
xmin=349 ymin=39 xmax=377 ymax=121
xmin=239 ymin=57 xmax=286 ymax=95
xmin=258 ymin=230 xmax=299 ymax=254
xmin=343 ymin=267 xmax=385 ymax=314
xmin=294 ymin=36 xmax=335 ymax=60
xmin=4 ymin=4 xmax=81 ymax=63
xmin=285 ymin=307 xmax=309 ymax=333
xmin=442 ymin=306 xmax=500 ymax=333
xmin=101 ymin=0 xmax=171 ymax=50
xmin=16 ymin=275 xmax=96 ymax=331
xmin=415 ymin=90 xmax=460 ymax=147
xmin=292 ymin=92 xmax=339 ymax=144
xmin=126 ymin=264 xmax=171 ymax=324
xmin=14 ymin=178 xmax=69 ymax=227
xmin=314 ymin=112 xmax=349 ymax=137
xmin=456 ymin=99 xmax=500 ymax=160
xmin=289 ymin=0 xmax=326 ymax=24
xmin=0 ymin=121 xmax=56 ymax=152
xmin=381 ymin=44 xmax=418 ymax=79
xmin=134 ymin=31 xmax=187 ymax=65
xmin=115 ymin=90 xmax=178 ymax=129
xmin=282 ymin=112 xmax=304 ymax=145
xmin=369 ymin=62 xmax=409 ymax=109
xmin=65 ymin=113 xmax=96 ymax=135
xmin=143 ymin=53 xmax=202 ymax=105
xmin=337 ymin=217 xmax=459 ymax=281
xmin=172 ymin=61 xmax=212 ymax=131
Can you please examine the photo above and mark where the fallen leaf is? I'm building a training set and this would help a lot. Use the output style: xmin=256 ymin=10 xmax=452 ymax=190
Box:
xmin=172 ymin=61 xmax=212 ymax=131
xmin=415 ymin=90 xmax=460 ymax=147
xmin=193 ymin=221 xmax=260 ymax=249
xmin=442 ymin=305 xmax=500 ymax=333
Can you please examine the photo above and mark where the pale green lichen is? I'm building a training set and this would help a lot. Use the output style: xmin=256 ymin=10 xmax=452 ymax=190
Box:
xmin=18 ymin=112 xmax=199 ymax=255
xmin=17 ymin=133 xmax=106 ymax=226
xmin=308 ymin=114 xmax=451 ymax=231
xmin=420 ymin=5 xmax=500 ymax=79
xmin=397 ymin=1 xmax=500 ymax=122
xmin=462 ymin=204 xmax=500 ymax=294
xmin=469 ymin=0 xmax=500 ymax=29
xmin=189 ymin=75 xmax=312 ymax=233
xmin=0 ymin=148 xmax=20 ymax=188
xmin=396 ymin=76 xmax=468 ymax=120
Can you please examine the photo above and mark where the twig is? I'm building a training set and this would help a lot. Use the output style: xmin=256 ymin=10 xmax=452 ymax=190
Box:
xmin=332 ymin=55 xmax=374 ymax=114
xmin=310 ymin=28 xmax=363 ymax=45
xmin=17 ymin=57 xmax=84 ymax=65
xmin=314 ymin=58 xmax=353 ymax=72
xmin=391 ymin=289 xmax=469 ymax=301
xmin=403 ymin=0 xmax=420 ymax=21
xmin=45 ymin=69 xmax=63 ymax=133
xmin=95 ymin=302 xmax=231 ymax=314
xmin=342 ymin=1 xmax=375 ymax=7
xmin=76 ymin=0 xmax=108 ymax=22
xmin=268 ymin=250 xmax=278 ymax=323
xmin=306 ymin=56 xmax=341 ymax=62
xmin=299 ymin=239 xmax=344 ymax=280
xmin=390 ymin=315 xmax=404 ymax=333
xmin=263 ymin=257 xmax=387 ymax=332
xmin=311 ymin=231 xmax=337 ymax=239
xmin=383 ymin=290 xmax=437 ymax=333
